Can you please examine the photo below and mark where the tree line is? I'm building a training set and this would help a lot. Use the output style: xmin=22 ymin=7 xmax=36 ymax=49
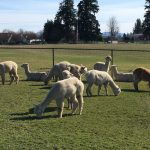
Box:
xmin=43 ymin=0 xmax=102 ymax=43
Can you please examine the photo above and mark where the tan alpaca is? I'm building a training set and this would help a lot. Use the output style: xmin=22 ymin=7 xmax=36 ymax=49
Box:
xmin=133 ymin=67 xmax=150 ymax=91
xmin=0 ymin=61 xmax=19 ymax=85
xmin=34 ymin=77 xmax=84 ymax=118
xmin=44 ymin=61 xmax=87 ymax=85
xmin=86 ymin=70 xmax=121 ymax=96
xmin=94 ymin=55 xmax=112 ymax=72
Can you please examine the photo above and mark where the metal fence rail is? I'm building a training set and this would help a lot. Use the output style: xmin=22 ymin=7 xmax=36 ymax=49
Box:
xmin=0 ymin=47 xmax=150 ymax=69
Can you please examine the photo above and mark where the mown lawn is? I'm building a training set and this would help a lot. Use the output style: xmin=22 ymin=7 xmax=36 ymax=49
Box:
xmin=0 ymin=44 xmax=150 ymax=150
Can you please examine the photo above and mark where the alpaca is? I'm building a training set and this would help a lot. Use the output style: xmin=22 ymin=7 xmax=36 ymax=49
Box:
xmin=34 ymin=77 xmax=84 ymax=118
xmin=111 ymin=65 xmax=133 ymax=82
xmin=133 ymin=67 xmax=150 ymax=91
xmin=86 ymin=70 xmax=121 ymax=96
xmin=21 ymin=63 xmax=47 ymax=81
xmin=62 ymin=70 xmax=74 ymax=109
xmin=0 ymin=61 xmax=19 ymax=85
xmin=44 ymin=61 xmax=87 ymax=85
xmin=44 ymin=61 xmax=71 ymax=85
xmin=62 ymin=70 xmax=74 ymax=79
xmin=94 ymin=55 xmax=112 ymax=72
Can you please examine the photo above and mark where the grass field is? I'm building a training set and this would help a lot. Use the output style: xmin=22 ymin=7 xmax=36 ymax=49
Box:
xmin=0 ymin=43 xmax=150 ymax=150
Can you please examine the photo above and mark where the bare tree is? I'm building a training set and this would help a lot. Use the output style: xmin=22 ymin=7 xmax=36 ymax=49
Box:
xmin=107 ymin=16 xmax=119 ymax=42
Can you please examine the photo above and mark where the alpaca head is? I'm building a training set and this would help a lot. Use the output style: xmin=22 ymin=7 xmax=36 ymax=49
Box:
xmin=80 ymin=65 xmax=87 ymax=74
xmin=62 ymin=70 xmax=74 ymax=79
xmin=105 ymin=56 xmax=112 ymax=63
xmin=113 ymin=86 xmax=121 ymax=96
xmin=34 ymin=104 xmax=44 ymax=117
xmin=21 ymin=63 xmax=29 ymax=68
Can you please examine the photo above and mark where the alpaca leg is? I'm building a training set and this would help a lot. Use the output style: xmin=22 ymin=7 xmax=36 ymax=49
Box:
xmin=67 ymin=98 xmax=73 ymax=109
xmin=148 ymin=81 xmax=150 ymax=89
xmin=134 ymin=82 xmax=139 ymax=91
xmin=86 ymin=83 xmax=93 ymax=96
xmin=71 ymin=96 xmax=78 ymax=115
xmin=98 ymin=84 xmax=102 ymax=96
xmin=56 ymin=99 xmax=64 ymax=118
xmin=9 ymin=72 xmax=14 ymax=85
xmin=1 ymin=74 xmax=5 ymax=85
xmin=11 ymin=70 xmax=19 ymax=84
xmin=77 ymin=95 xmax=84 ymax=115
xmin=104 ymin=83 xmax=108 ymax=96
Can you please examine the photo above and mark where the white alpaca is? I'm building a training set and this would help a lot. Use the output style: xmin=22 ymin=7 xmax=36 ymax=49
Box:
xmin=94 ymin=55 xmax=112 ymax=72
xmin=62 ymin=70 xmax=75 ymax=109
xmin=62 ymin=70 xmax=74 ymax=79
xmin=44 ymin=61 xmax=87 ymax=85
xmin=34 ymin=77 xmax=84 ymax=118
xmin=0 ymin=61 xmax=19 ymax=85
xmin=111 ymin=65 xmax=133 ymax=82
xmin=86 ymin=70 xmax=121 ymax=96
xmin=21 ymin=63 xmax=47 ymax=81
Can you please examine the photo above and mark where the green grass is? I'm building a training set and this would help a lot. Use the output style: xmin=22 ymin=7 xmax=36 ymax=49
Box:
xmin=0 ymin=44 xmax=150 ymax=150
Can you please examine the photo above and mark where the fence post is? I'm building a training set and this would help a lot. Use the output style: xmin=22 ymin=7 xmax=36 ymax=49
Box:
xmin=52 ymin=48 xmax=55 ymax=67
xmin=111 ymin=49 xmax=114 ymax=78
xmin=111 ymin=49 xmax=114 ymax=65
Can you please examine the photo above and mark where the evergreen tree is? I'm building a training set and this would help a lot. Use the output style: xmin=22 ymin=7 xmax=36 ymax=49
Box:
xmin=55 ymin=0 xmax=77 ymax=42
xmin=143 ymin=0 xmax=150 ymax=39
xmin=78 ymin=0 xmax=101 ymax=41
xmin=43 ymin=20 xmax=64 ymax=43
xmin=133 ymin=18 xmax=143 ymax=34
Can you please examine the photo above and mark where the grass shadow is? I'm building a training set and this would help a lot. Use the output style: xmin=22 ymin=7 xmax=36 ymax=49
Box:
xmin=121 ymin=88 xmax=150 ymax=93
xmin=10 ymin=112 xmax=77 ymax=121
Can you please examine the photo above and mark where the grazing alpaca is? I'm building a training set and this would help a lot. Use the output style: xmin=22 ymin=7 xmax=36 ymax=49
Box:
xmin=34 ymin=77 xmax=84 ymax=118
xmin=62 ymin=70 xmax=74 ymax=109
xmin=21 ymin=63 xmax=47 ymax=81
xmin=111 ymin=65 xmax=133 ymax=82
xmin=86 ymin=70 xmax=121 ymax=96
xmin=0 ymin=61 xmax=19 ymax=85
xmin=133 ymin=67 xmax=150 ymax=91
xmin=44 ymin=61 xmax=87 ymax=85
xmin=94 ymin=55 xmax=112 ymax=72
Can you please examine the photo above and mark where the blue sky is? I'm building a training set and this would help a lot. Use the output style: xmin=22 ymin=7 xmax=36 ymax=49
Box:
xmin=0 ymin=0 xmax=145 ymax=33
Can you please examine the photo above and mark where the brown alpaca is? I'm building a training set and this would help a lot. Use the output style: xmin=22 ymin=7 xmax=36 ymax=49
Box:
xmin=133 ymin=67 xmax=150 ymax=91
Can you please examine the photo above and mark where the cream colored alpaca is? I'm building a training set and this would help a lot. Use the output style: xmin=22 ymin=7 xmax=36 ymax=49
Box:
xmin=0 ymin=61 xmax=19 ymax=85
xmin=34 ymin=77 xmax=84 ymax=118
xmin=21 ymin=63 xmax=47 ymax=81
xmin=44 ymin=61 xmax=87 ymax=85
xmin=86 ymin=70 xmax=121 ymax=96
xmin=133 ymin=67 xmax=150 ymax=91
xmin=94 ymin=56 xmax=112 ymax=72
xmin=111 ymin=65 xmax=133 ymax=82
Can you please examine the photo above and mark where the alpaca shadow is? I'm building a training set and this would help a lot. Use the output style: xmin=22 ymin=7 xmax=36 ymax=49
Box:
xmin=10 ymin=107 xmax=76 ymax=121
xmin=83 ymin=94 xmax=116 ymax=98
xmin=121 ymin=88 xmax=150 ymax=93
xmin=10 ymin=112 xmax=76 ymax=121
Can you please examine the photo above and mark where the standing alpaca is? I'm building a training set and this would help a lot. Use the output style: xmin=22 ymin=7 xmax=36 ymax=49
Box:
xmin=44 ymin=61 xmax=87 ymax=85
xmin=94 ymin=55 xmax=112 ymax=72
xmin=86 ymin=70 xmax=121 ymax=96
xmin=133 ymin=67 xmax=150 ymax=91
xmin=34 ymin=77 xmax=84 ymax=118
xmin=0 ymin=61 xmax=19 ymax=85
xmin=21 ymin=63 xmax=47 ymax=81
xmin=111 ymin=65 xmax=133 ymax=82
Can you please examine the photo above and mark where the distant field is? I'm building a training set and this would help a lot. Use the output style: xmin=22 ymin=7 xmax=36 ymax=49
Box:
xmin=0 ymin=44 xmax=150 ymax=149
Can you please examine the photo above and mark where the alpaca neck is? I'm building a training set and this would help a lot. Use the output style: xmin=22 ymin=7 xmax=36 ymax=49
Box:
xmin=112 ymin=67 xmax=119 ymax=76
xmin=23 ymin=66 xmax=31 ymax=76
xmin=105 ymin=61 xmax=111 ymax=72
xmin=109 ymin=79 xmax=118 ymax=93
